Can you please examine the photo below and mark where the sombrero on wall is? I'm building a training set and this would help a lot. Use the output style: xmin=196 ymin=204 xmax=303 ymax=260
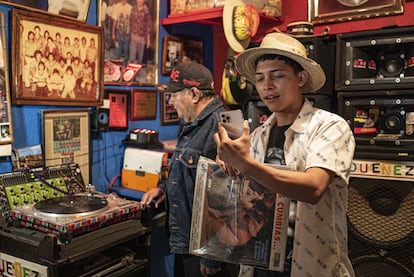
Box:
xmin=223 ymin=0 xmax=261 ymax=53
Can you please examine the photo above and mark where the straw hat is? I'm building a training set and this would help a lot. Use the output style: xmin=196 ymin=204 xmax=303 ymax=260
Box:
xmin=223 ymin=0 xmax=261 ymax=53
xmin=235 ymin=32 xmax=326 ymax=93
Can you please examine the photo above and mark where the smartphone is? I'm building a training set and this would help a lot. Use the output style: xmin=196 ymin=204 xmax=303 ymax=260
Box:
xmin=219 ymin=109 xmax=244 ymax=139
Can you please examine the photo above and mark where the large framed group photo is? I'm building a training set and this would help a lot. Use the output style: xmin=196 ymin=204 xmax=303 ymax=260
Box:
xmin=99 ymin=0 xmax=159 ymax=85
xmin=11 ymin=9 xmax=104 ymax=106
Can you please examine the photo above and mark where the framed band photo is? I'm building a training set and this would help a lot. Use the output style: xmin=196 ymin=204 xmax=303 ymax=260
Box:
xmin=308 ymin=0 xmax=404 ymax=24
xmin=0 ymin=12 xmax=13 ymax=145
xmin=41 ymin=108 xmax=91 ymax=185
xmin=0 ymin=0 xmax=91 ymax=22
xmin=11 ymin=9 xmax=104 ymax=106
xmin=161 ymin=35 xmax=183 ymax=75
xmin=99 ymin=0 xmax=159 ymax=86
xmin=160 ymin=91 xmax=179 ymax=125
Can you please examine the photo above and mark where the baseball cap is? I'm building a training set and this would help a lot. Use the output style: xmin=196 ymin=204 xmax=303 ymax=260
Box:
xmin=162 ymin=61 xmax=214 ymax=92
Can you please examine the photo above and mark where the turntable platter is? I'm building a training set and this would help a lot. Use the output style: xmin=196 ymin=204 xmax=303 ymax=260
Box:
xmin=34 ymin=195 xmax=108 ymax=217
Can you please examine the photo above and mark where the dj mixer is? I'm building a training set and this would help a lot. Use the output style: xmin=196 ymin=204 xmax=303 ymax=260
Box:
xmin=0 ymin=164 xmax=151 ymax=277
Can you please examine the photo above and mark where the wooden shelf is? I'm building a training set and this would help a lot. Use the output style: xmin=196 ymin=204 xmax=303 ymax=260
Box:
xmin=161 ymin=7 xmax=282 ymax=26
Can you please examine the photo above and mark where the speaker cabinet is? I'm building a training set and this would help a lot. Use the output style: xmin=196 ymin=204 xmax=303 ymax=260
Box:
xmin=335 ymin=26 xmax=414 ymax=92
xmin=303 ymin=93 xmax=333 ymax=111
xmin=337 ymin=90 xmax=414 ymax=160
xmin=298 ymin=36 xmax=335 ymax=96
xmin=348 ymin=159 xmax=414 ymax=276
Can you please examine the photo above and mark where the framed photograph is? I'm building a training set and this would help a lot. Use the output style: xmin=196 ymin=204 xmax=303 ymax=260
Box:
xmin=0 ymin=0 xmax=91 ymax=22
xmin=11 ymin=144 xmax=44 ymax=170
xmin=106 ymin=89 xmax=128 ymax=130
xmin=160 ymin=91 xmax=179 ymax=125
xmin=11 ymin=8 xmax=104 ymax=106
xmin=161 ymin=35 xmax=183 ymax=75
xmin=99 ymin=0 xmax=159 ymax=86
xmin=41 ymin=108 xmax=91 ymax=185
xmin=0 ymin=12 xmax=13 ymax=145
xmin=130 ymin=89 xmax=156 ymax=120
xmin=308 ymin=0 xmax=404 ymax=24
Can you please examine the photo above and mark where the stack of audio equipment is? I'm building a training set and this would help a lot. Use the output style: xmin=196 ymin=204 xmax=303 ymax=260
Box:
xmin=0 ymin=164 xmax=151 ymax=277
xmin=335 ymin=26 xmax=414 ymax=277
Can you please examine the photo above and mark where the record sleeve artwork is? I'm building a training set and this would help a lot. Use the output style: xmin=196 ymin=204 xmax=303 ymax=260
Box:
xmin=190 ymin=157 xmax=292 ymax=271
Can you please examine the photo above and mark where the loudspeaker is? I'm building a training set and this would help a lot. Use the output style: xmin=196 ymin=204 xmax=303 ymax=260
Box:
xmin=335 ymin=26 xmax=414 ymax=91
xmin=348 ymin=160 xmax=414 ymax=276
xmin=298 ymin=36 xmax=336 ymax=96
xmin=337 ymin=90 xmax=414 ymax=160
xmin=303 ymin=93 xmax=333 ymax=111
xmin=91 ymin=108 xmax=110 ymax=132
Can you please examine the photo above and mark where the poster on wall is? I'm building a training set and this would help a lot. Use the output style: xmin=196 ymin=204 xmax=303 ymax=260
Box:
xmin=41 ymin=109 xmax=91 ymax=185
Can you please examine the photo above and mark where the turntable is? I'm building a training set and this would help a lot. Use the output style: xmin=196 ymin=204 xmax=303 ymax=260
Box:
xmin=0 ymin=164 xmax=151 ymax=276
xmin=12 ymin=191 xmax=143 ymax=242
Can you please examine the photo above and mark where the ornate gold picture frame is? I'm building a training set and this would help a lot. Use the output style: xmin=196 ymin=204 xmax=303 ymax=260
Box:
xmin=308 ymin=0 xmax=404 ymax=25
xmin=11 ymin=9 xmax=104 ymax=106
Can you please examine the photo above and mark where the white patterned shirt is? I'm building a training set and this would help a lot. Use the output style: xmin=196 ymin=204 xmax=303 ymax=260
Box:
xmin=249 ymin=99 xmax=356 ymax=277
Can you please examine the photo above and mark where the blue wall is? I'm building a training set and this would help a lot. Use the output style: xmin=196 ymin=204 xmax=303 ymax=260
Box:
xmin=0 ymin=0 xmax=214 ymax=194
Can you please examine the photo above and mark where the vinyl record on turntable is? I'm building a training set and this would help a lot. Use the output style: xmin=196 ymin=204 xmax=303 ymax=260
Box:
xmin=34 ymin=195 xmax=108 ymax=216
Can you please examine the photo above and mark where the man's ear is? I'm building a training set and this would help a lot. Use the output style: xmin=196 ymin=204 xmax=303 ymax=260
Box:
xmin=190 ymin=87 xmax=201 ymax=103
xmin=298 ymin=71 xmax=309 ymax=88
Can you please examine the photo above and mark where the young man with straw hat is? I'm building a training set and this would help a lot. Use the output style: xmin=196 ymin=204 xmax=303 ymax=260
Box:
xmin=214 ymin=32 xmax=356 ymax=277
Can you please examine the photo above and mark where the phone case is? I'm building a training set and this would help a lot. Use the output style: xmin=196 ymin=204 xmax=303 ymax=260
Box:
xmin=220 ymin=110 xmax=244 ymax=138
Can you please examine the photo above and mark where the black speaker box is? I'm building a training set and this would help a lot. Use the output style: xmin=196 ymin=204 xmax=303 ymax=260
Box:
xmin=335 ymin=26 xmax=414 ymax=92
xmin=298 ymin=36 xmax=336 ymax=96
xmin=337 ymin=90 xmax=414 ymax=160
xmin=303 ymin=93 xmax=333 ymax=111
xmin=91 ymin=108 xmax=110 ymax=132
xmin=347 ymin=172 xmax=414 ymax=276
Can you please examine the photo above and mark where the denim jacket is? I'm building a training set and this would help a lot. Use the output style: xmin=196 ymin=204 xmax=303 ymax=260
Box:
xmin=160 ymin=97 xmax=226 ymax=254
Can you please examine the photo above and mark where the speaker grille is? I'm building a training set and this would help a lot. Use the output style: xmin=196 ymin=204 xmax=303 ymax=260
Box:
xmin=348 ymin=178 xmax=414 ymax=246
xmin=348 ymin=177 xmax=414 ymax=276
xmin=353 ymin=256 xmax=414 ymax=277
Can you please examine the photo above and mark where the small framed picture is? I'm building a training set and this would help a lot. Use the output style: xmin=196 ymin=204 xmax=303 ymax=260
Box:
xmin=160 ymin=91 xmax=179 ymax=125
xmin=130 ymin=89 xmax=157 ymax=120
xmin=162 ymin=35 xmax=183 ymax=75
xmin=107 ymin=89 xmax=128 ymax=130
xmin=41 ymin=108 xmax=91 ymax=184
